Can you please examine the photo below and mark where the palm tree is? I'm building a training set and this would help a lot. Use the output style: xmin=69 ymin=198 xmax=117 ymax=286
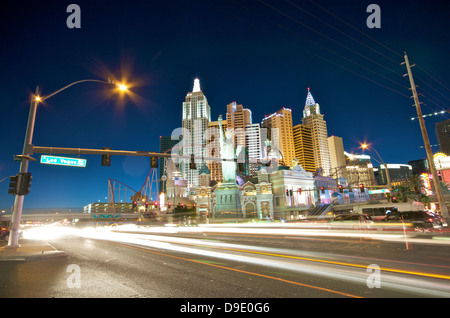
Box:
xmin=391 ymin=175 xmax=429 ymax=204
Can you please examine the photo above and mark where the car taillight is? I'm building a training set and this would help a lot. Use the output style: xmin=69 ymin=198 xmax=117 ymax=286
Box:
xmin=428 ymin=218 xmax=434 ymax=223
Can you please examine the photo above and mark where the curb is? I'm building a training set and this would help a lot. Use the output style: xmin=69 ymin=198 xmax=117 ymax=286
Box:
xmin=0 ymin=243 xmax=67 ymax=262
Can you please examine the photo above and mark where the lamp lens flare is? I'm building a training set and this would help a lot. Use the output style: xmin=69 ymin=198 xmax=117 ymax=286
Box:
xmin=118 ymin=84 xmax=128 ymax=91
xmin=34 ymin=96 xmax=41 ymax=102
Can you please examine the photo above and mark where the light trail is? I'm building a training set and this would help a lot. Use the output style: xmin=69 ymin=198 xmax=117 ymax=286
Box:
xmin=22 ymin=224 xmax=450 ymax=297
xmin=108 ymin=241 xmax=362 ymax=298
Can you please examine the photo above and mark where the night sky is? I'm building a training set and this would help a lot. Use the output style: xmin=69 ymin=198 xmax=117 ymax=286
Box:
xmin=0 ymin=0 xmax=449 ymax=210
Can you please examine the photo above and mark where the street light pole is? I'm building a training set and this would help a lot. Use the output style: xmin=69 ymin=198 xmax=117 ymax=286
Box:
xmin=7 ymin=79 xmax=124 ymax=248
xmin=361 ymin=144 xmax=392 ymax=192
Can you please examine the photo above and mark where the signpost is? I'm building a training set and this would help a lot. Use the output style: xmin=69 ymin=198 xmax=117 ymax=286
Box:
xmin=40 ymin=155 xmax=87 ymax=167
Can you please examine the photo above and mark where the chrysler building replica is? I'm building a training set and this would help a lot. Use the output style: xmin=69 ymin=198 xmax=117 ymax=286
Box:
xmin=302 ymin=88 xmax=331 ymax=176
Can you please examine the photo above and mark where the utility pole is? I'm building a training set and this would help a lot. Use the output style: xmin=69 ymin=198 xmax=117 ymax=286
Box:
xmin=403 ymin=52 xmax=449 ymax=218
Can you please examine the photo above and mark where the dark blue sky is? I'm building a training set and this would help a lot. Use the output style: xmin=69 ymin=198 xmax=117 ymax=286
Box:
xmin=0 ymin=0 xmax=449 ymax=210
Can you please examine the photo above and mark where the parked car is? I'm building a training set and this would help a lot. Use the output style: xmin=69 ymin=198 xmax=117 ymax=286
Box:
xmin=328 ymin=214 xmax=374 ymax=230
xmin=0 ymin=225 xmax=10 ymax=242
xmin=379 ymin=211 xmax=442 ymax=234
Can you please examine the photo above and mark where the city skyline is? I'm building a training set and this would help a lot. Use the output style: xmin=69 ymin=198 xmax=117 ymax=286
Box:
xmin=0 ymin=0 xmax=449 ymax=209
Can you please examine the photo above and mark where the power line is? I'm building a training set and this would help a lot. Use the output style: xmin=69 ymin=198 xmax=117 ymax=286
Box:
xmin=257 ymin=0 xmax=405 ymax=79
xmin=308 ymin=0 xmax=403 ymax=58
xmin=286 ymin=0 xmax=401 ymax=65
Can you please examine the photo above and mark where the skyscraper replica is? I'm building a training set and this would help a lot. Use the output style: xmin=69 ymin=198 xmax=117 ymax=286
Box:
xmin=302 ymin=88 xmax=331 ymax=176
xmin=261 ymin=108 xmax=295 ymax=167
xmin=182 ymin=78 xmax=211 ymax=192
xmin=293 ymin=123 xmax=315 ymax=173
xmin=226 ymin=102 xmax=262 ymax=176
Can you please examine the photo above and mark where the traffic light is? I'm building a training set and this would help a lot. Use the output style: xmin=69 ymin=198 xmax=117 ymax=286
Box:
xmin=298 ymin=188 xmax=302 ymax=194
xmin=189 ymin=154 xmax=196 ymax=170
xmin=289 ymin=189 xmax=293 ymax=197
xmin=133 ymin=201 xmax=137 ymax=209
xmin=320 ymin=186 xmax=325 ymax=194
xmin=150 ymin=156 xmax=158 ymax=168
xmin=8 ymin=175 xmax=19 ymax=195
xmin=101 ymin=147 xmax=111 ymax=166
xmin=18 ymin=172 xmax=32 ymax=195
xmin=359 ymin=184 xmax=365 ymax=192
xmin=338 ymin=185 xmax=344 ymax=193
xmin=392 ymin=196 xmax=397 ymax=203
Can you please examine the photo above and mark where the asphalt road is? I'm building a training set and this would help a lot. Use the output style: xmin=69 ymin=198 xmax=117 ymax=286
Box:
xmin=1 ymin=223 xmax=450 ymax=308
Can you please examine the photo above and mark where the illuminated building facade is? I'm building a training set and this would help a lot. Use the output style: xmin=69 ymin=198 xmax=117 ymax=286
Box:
xmin=226 ymin=102 xmax=251 ymax=148
xmin=181 ymin=78 xmax=211 ymax=191
xmin=293 ymin=123 xmax=315 ymax=173
xmin=261 ymin=108 xmax=295 ymax=167
xmin=302 ymin=88 xmax=331 ymax=176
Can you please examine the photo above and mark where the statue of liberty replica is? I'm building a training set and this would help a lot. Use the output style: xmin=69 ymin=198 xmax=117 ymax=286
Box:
xmin=218 ymin=115 xmax=242 ymax=184
xmin=213 ymin=115 xmax=242 ymax=218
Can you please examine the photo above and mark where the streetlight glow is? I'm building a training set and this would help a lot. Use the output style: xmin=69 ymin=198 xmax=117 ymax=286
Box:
xmin=118 ymin=84 xmax=128 ymax=92
xmin=34 ymin=96 xmax=41 ymax=102
xmin=359 ymin=141 xmax=392 ymax=191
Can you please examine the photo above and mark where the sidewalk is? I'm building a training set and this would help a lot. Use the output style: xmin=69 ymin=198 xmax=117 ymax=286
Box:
xmin=0 ymin=242 xmax=67 ymax=261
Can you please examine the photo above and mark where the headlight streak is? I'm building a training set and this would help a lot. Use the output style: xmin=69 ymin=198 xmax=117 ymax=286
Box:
xmin=23 ymin=224 xmax=450 ymax=297
xmin=83 ymin=230 xmax=450 ymax=297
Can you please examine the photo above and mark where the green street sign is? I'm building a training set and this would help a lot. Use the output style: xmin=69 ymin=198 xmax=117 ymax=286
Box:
xmin=40 ymin=155 xmax=87 ymax=167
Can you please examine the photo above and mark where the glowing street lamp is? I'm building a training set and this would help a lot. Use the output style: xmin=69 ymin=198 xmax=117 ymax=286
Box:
xmin=360 ymin=143 xmax=392 ymax=192
xmin=118 ymin=83 xmax=128 ymax=92
xmin=7 ymin=78 xmax=128 ymax=248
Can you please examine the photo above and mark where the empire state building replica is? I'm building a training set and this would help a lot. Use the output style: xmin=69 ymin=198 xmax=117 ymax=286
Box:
xmin=181 ymin=78 xmax=211 ymax=192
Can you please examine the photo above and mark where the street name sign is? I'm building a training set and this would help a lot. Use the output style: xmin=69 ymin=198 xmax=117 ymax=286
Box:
xmin=40 ymin=155 xmax=87 ymax=167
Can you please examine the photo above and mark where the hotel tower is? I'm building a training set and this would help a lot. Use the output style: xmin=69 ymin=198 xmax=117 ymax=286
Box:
xmin=181 ymin=78 xmax=211 ymax=191
xmin=302 ymin=88 xmax=331 ymax=176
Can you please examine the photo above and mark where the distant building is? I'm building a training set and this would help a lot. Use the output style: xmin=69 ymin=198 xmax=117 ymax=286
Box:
xmin=436 ymin=119 xmax=450 ymax=155
xmin=408 ymin=158 xmax=429 ymax=175
xmin=343 ymin=151 xmax=376 ymax=187
xmin=374 ymin=164 xmax=412 ymax=185
xmin=328 ymin=136 xmax=346 ymax=178
xmin=159 ymin=135 xmax=181 ymax=193
xmin=83 ymin=202 xmax=133 ymax=214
